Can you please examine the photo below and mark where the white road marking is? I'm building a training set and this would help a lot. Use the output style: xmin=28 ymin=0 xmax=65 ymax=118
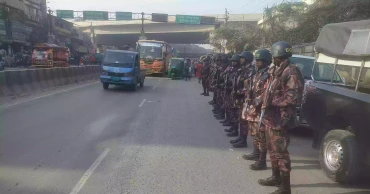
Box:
xmin=69 ymin=148 xmax=110 ymax=194
xmin=1 ymin=81 xmax=98 ymax=109
xmin=152 ymin=86 xmax=157 ymax=90
xmin=138 ymin=99 xmax=146 ymax=107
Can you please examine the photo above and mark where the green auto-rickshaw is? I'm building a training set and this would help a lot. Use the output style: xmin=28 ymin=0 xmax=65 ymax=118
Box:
xmin=169 ymin=58 xmax=185 ymax=80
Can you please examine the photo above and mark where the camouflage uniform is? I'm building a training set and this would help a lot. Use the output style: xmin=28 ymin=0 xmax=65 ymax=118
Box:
xmin=215 ymin=65 xmax=228 ymax=115
xmin=223 ymin=65 xmax=234 ymax=121
xmin=244 ymin=67 xmax=269 ymax=159
xmin=201 ymin=59 xmax=211 ymax=96
xmin=237 ymin=63 xmax=256 ymax=138
xmin=230 ymin=51 xmax=256 ymax=147
xmin=261 ymin=61 xmax=304 ymax=172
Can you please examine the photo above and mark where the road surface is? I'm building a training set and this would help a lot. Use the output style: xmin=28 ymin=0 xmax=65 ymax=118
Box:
xmin=0 ymin=77 xmax=369 ymax=194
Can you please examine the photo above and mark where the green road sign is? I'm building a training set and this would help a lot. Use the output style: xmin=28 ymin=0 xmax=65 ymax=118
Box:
xmin=56 ymin=10 xmax=74 ymax=19
xmin=176 ymin=15 xmax=201 ymax=25
xmin=116 ymin=12 xmax=132 ymax=20
xmin=83 ymin=11 xmax=108 ymax=20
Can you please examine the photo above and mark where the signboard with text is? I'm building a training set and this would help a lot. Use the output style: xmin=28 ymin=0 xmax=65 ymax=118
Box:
xmin=152 ymin=13 xmax=168 ymax=22
xmin=176 ymin=15 xmax=201 ymax=25
xmin=116 ymin=12 xmax=132 ymax=20
xmin=201 ymin=16 xmax=216 ymax=24
xmin=83 ymin=11 xmax=108 ymax=20
xmin=56 ymin=10 xmax=74 ymax=19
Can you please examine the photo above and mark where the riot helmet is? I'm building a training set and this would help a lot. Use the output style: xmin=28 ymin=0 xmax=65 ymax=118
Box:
xmin=239 ymin=51 xmax=254 ymax=62
xmin=271 ymin=41 xmax=292 ymax=58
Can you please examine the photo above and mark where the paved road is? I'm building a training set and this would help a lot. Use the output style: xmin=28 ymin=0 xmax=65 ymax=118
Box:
xmin=0 ymin=77 xmax=369 ymax=194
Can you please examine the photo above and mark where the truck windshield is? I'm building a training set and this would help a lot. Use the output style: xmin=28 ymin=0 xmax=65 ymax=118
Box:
xmin=103 ymin=52 xmax=135 ymax=68
xmin=33 ymin=51 xmax=48 ymax=60
xmin=170 ymin=59 xmax=183 ymax=66
xmin=139 ymin=43 xmax=163 ymax=59
xmin=290 ymin=57 xmax=314 ymax=79
xmin=312 ymin=62 xmax=344 ymax=84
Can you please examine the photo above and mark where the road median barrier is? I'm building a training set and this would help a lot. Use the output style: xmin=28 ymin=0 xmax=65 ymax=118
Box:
xmin=0 ymin=65 xmax=101 ymax=97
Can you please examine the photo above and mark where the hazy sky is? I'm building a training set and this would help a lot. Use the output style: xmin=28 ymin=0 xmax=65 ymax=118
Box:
xmin=48 ymin=0 xmax=302 ymax=15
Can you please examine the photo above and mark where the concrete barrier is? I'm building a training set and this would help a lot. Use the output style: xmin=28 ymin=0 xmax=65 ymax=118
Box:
xmin=0 ymin=65 xmax=100 ymax=97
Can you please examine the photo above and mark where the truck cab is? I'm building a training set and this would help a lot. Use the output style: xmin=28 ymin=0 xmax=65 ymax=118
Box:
xmin=301 ymin=20 xmax=370 ymax=183
xmin=100 ymin=50 xmax=146 ymax=91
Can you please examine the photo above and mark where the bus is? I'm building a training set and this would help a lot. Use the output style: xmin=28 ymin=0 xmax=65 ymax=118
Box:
xmin=136 ymin=40 xmax=172 ymax=76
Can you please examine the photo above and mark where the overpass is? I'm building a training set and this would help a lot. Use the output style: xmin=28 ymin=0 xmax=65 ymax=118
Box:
xmin=71 ymin=14 xmax=262 ymax=47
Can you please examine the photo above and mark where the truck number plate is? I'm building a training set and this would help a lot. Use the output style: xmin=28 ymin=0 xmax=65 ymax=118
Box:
xmin=112 ymin=77 xmax=120 ymax=81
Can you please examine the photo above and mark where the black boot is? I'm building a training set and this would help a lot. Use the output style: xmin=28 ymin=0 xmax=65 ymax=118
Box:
xmin=224 ymin=126 xmax=234 ymax=133
xmin=226 ymin=124 xmax=239 ymax=137
xmin=250 ymin=152 xmax=267 ymax=170
xmin=242 ymin=143 xmax=259 ymax=161
xmin=222 ymin=122 xmax=232 ymax=126
xmin=269 ymin=172 xmax=290 ymax=194
xmin=230 ymin=136 xmax=242 ymax=144
xmin=220 ymin=119 xmax=228 ymax=124
xmin=258 ymin=168 xmax=281 ymax=187
xmin=216 ymin=114 xmax=225 ymax=120
xmin=232 ymin=136 xmax=247 ymax=148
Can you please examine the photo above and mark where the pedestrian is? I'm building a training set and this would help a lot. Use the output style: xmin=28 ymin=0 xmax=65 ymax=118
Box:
xmin=184 ymin=58 xmax=191 ymax=81
xmin=196 ymin=61 xmax=203 ymax=83
xmin=258 ymin=42 xmax=304 ymax=194
xmin=229 ymin=51 xmax=256 ymax=147
xmin=242 ymin=49 xmax=271 ymax=171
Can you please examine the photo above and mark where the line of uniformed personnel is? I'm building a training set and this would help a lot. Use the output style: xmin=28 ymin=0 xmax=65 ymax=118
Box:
xmin=200 ymin=41 xmax=305 ymax=194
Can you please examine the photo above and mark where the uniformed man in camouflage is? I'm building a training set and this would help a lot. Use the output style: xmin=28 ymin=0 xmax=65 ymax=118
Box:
xmin=216 ymin=56 xmax=233 ymax=121
xmin=242 ymin=49 xmax=272 ymax=170
xmin=209 ymin=55 xmax=221 ymax=105
xmin=201 ymin=56 xmax=211 ymax=96
xmin=229 ymin=51 xmax=255 ymax=147
xmin=213 ymin=54 xmax=230 ymax=122
xmin=223 ymin=54 xmax=242 ymax=137
xmin=258 ymin=42 xmax=304 ymax=194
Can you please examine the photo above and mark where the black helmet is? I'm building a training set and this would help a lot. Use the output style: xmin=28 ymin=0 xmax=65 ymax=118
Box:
xmin=231 ymin=54 xmax=240 ymax=62
xmin=254 ymin=49 xmax=272 ymax=62
xmin=220 ymin=54 xmax=229 ymax=63
xmin=239 ymin=51 xmax=254 ymax=62
xmin=213 ymin=54 xmax=220 ymax=61
xmin=271 ymin=41 xmax=292 ymax=58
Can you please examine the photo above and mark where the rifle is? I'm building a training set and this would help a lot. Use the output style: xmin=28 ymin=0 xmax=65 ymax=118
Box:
xmin=257 ymin=69 xmax=275 ymax=130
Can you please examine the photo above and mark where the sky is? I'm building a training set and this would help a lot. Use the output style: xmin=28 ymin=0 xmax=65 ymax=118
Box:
xmin=48 ymin=0 xmax=303 ymax=15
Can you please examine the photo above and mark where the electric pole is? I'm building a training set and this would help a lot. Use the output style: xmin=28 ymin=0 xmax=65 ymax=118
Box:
xmin=224 ymin=8 xmax=229 ymax=27
xmin=47 ymin=8 xmax=53 ymax=35
xmin=140 ymin=12 xmax=146 ymax=39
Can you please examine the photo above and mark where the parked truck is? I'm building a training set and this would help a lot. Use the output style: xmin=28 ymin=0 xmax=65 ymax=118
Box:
xmin=301 ymin=20 xmax=370 ymax=183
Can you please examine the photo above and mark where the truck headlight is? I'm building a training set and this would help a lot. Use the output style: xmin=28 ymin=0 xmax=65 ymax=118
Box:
xmin=101 ymin=71 xmax=108 ymax=76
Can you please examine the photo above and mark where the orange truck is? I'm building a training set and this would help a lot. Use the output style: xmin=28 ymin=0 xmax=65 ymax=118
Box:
xmin=136 ymin=40 xmax=172 ymax=76
xmin=32 ymin=43 xmax=70 ymax=68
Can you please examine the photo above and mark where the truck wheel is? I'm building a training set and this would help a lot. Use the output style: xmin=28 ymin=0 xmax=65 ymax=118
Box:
xmin=103 ymin=83 xmax=109 ymax=90
xmin=140 ymin=79 xmax=144 ymax=88
xmin=320 ymin=129 xmax=360 ymax=183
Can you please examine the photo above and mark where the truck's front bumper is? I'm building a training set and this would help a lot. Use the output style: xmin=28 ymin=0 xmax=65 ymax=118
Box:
xmin=100 ymin=75 xmax=135 ymax=85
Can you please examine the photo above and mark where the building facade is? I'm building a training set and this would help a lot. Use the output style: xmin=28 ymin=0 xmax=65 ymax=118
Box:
xmin=0 ymin=0 xmax=47 ymax=55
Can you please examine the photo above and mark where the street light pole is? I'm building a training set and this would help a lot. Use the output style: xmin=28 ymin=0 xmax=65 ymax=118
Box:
xmin=140 ymin=12 xmax=145 ymax=38
xmin=47 ymin=8 xmax=53 ymax=35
